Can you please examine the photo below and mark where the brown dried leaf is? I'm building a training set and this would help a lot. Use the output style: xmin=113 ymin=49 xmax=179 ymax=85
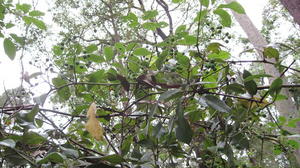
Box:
xmin=85 ymin=102 xmax=104 ymax=141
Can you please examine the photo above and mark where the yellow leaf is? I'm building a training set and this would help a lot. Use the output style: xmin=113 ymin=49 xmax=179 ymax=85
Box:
xmin=238 ymin=97 xmax=269 ymax=109
xmin=85 ymin=102 xmax=104 ymax=141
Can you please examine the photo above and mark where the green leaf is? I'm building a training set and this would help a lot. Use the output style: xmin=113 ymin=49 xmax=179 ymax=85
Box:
xmin=37 ymin=152 xmax=65 ymax=164
xmin=176 ymin=53 xmax=190 ymax=68
xmin=19 ymin=105 xmax=39 ymax=122
xmin=22 ymin=16 xmax=46 ymax=30
xmin=16 ymin=3 xmax=31 ymax=13
xmin=99 ymin=154 xmax=125 ymax=164
xmin=29 ymin=10 xmax=45 ymax=17
xmin=175 ymin=102 xmax=193 ymax=144
xmin=10 ymin=33 xmax=25 ymax=46
xmin=115 ymin=42 xmax=126 ymax=53
xmin=178 ymin=35 xmax=197 ymax=45
xmin=103 ymin=46 xmax=114 ymax=61
xmin=269 ymin=78 xmax=283 ymax=96
xmin=52 ymin=77 xmax=71 ymax=101
xmin=203 ymin=95 xmax=231 ymax=112
xmin=142 ymin=22 xmax=159 ymax=31
xmin=86 ymin=44 xmax=98 ymax=53
xmin=207 ymin=42 xmax=223 ymax=53
xmin=231 ymin=133 xmax=249 ymax=149
xmin=175 ymin=25 xmax=186 ymax=34
xmin=156 ymin=50 xmax=168 ymax=69
xmin=225 ymin=83 xmax=245 ymax=94
xmin=200 ymin=0 xmax=209 ymax=7
xmin=22 ymin=132 xmax=46 ymax=145
xmin=243 ymin=70 xmax=257 ymax=96
xmin=172 ymin=0 xmax=184 ymax=3
xmin=3 ymin=38 xmax=16 ymax=60
xmin=263 ymin=47 xmax=279 ymax=60
xmin=194 ymin=10 xmax=208 ymax=22
xmin=52 ymin=46 xmax=63 ymax=56
xmin=0 ymin=139 xmax=16 ymax=148
xmin=5 ymin=23 xmax=15 ymax=29
xmin=287 ymin=118 xmax=300 ymax=128
xmin=0 ymin=6 xmax=5 ymax=20
xmin=214 ymin=9 xmax=231 ymax=27
xmin=218 ymin=1 xmax=245 ymax=14
xmin=142 ymin=10 xmax=158 ymax=20
xmin=133 ymin=48 xmax=151 ymax=56
xmin=121 ymin=136 xmax=133 ymax=156
xmin=60 ymin=146 xmax=79 ymax=158
xmin=128 ymin=56 xmax=140 ymax=73
xmin=159 ymin=89 xmax=181 ymax=101
xmin=207 ymin=50 xmax=230 ymax=60
xmin=244 ymin=74 xmax=273 ymax=82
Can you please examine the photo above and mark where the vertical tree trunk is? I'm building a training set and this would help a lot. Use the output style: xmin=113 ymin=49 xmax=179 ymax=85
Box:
xmin=279 ymin=0 xmax=300 ymax=26
xmin=224 ymin=0 xmax=300 ymax=165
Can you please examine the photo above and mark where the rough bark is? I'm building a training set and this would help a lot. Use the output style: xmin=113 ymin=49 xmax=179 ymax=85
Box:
xmin=279 ymin=0 xmax=300 ymax=26
xmin=224 ymin=0 xmax=300 ymax=165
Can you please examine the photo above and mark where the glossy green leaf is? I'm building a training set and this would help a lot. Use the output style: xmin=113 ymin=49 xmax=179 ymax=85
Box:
xmin=3 ymin=38 xmax=16 ymax=60
xmin=203 ymin=95 xmax=231 ymax=112
xmin=214 ymin=9 xmax=231 ymax=27
xmin=218 ymin=1 xmax=245 ymax=14
xmin=0 ymin=139 xmax=16 ymax=148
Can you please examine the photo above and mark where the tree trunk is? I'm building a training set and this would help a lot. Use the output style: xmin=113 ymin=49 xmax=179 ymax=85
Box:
xmin=279 ymin=0 xmax=300 ymax=26
xmin=224 ymin=0 xmax=300 ymax=165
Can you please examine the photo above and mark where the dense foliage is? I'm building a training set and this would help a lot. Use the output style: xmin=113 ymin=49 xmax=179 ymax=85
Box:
xmin=0 ymin=0 xmax=299 ymax=167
